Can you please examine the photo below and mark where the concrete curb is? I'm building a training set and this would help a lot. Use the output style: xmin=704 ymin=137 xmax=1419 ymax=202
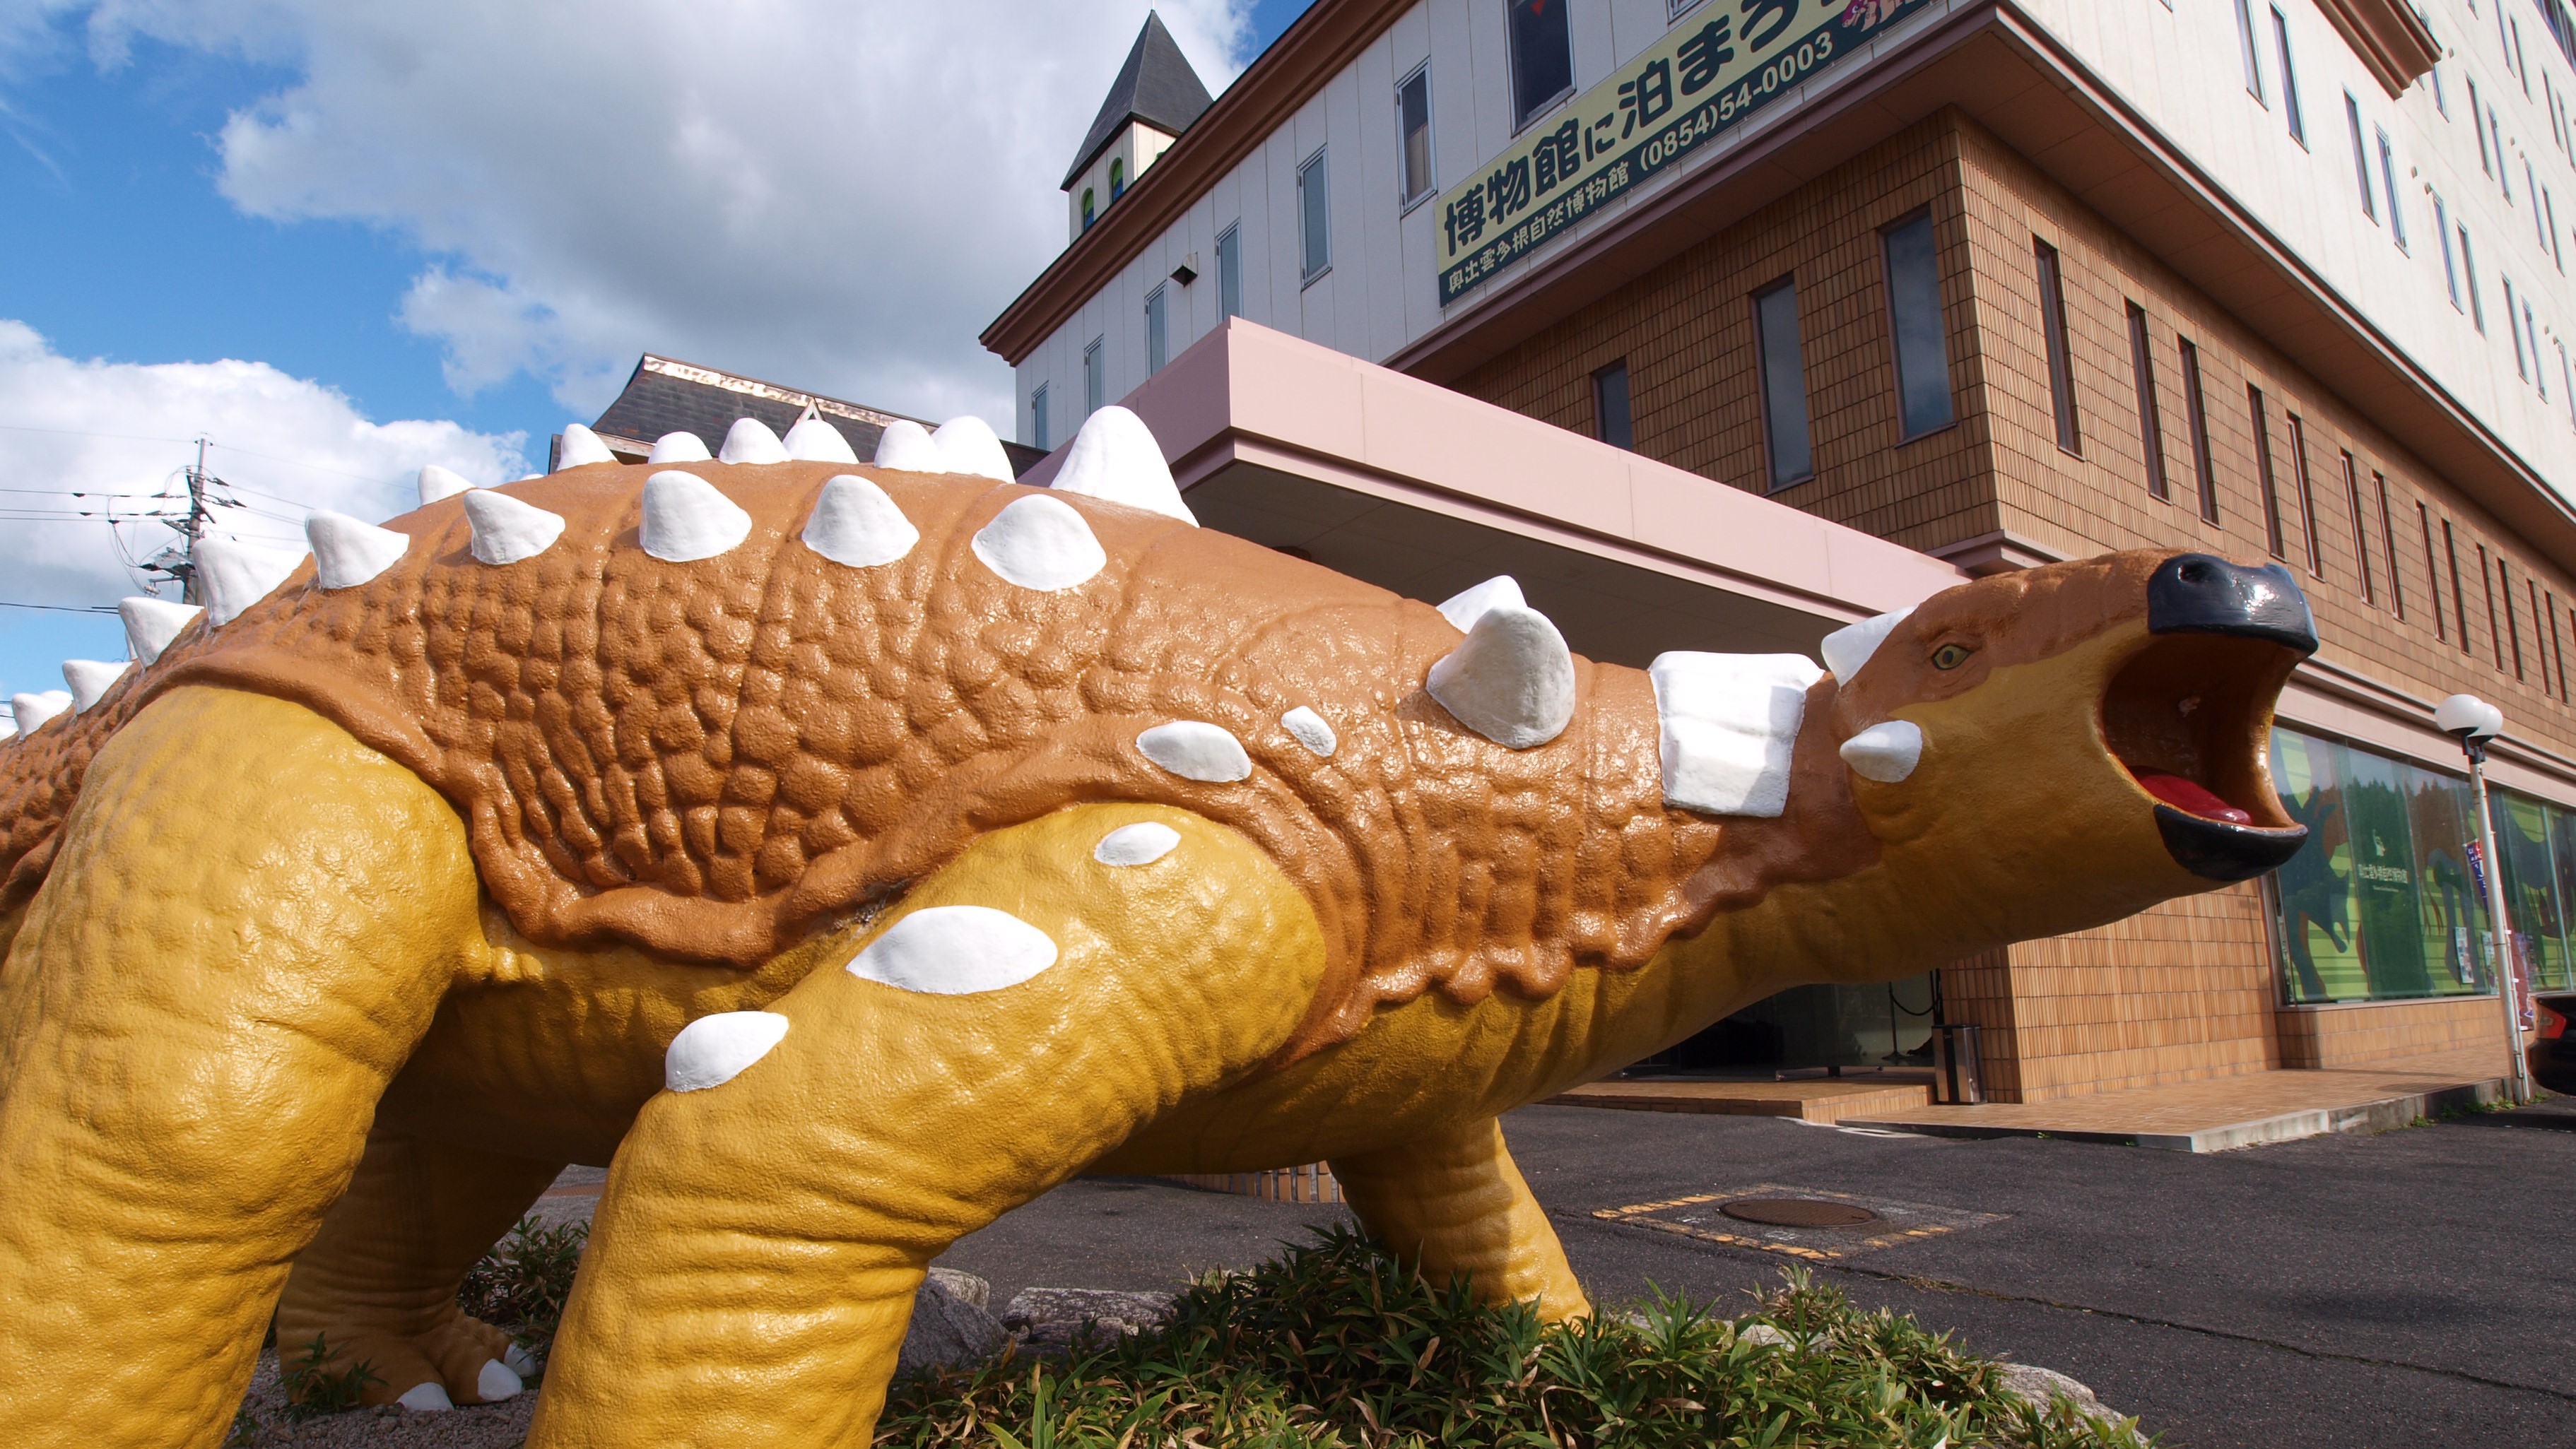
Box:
xmin=1842 ymin=1076 xmax=2510 ymax=1152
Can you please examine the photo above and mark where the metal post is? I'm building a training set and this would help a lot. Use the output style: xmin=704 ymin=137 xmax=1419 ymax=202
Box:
xmin=2466 ymin=741 xmax=2534 ymax=1105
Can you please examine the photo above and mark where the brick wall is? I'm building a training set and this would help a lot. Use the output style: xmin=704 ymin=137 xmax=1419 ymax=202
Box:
xmin=2276 ymin=995 xmax=2507 ymax=1069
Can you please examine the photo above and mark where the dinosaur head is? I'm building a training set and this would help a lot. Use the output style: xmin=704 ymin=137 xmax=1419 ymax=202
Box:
xmin=1821 ymin=550 xmax=2315 ymax=948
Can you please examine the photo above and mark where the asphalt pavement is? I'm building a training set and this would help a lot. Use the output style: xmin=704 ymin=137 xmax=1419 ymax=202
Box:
xmin=932 ymin=1095 xmax=2576 ymax=1449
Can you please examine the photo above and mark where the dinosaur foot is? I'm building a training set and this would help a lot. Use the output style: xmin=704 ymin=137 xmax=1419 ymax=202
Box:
xmin=283 ymin=1308 xmax=533 ymax=1412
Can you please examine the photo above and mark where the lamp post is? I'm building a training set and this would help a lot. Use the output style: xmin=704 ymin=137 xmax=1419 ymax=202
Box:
xmin=2435 ymin=693 xmax=2532 ymax=1105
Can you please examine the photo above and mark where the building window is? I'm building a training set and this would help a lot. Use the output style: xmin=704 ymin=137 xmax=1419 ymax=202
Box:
xmin=1507 ymin=0 xmax=1575 ymax=131
xmin=1397 ymin=64 xmax=1435 ymax=208
xmin=2493 ymin=107 xmax=2512 ymax=199
xmin=2529 ymin=300 xmax=2550 ymax=399
xmin=2126 ymin=302 xmax=2168 ymax=500
xmin=2343 ymin=452 xmax=2374 ymax=605
xmin=1216 ymin=223 xmax=1242 ymax=319
xmin=1881 ymin=211 xmax=1955 ymax=438
xmin=2234 ymin=0 xmax=2266 ymax=103
xmin=2437 ymin=195 xmax=2462 ymax=309
xmin=2529 ymin=160 xmax=2544 ymax=235
xmin=1083 ymin=336 xmax=1105 ymax=416
xmin=2180 ymin=337 xmax=2220 ymax=523
xmin=2548 ymin=191 xmax=2565 ymax=273
xmin=2271 ymin=7 xmax=2305 ymax=143
xmin=2481 ymin=544 xmax=2504 ymax=668
xmin=1031 ymin=384 xmax=1049 ymax=451
xmin=2562 ymin=341 xmax=2576 ymax=427
xmin=1145 ymin=284 xmax=1168 ymax=375
xmin=2376 ymin=472 xmax=2404 ymax=618
xmin=2445 ymin=519 xmax=2470 ymax=653
xmin=2287 ymin=413 xmax=2322 ymax=575
xmin=1593 ymin=360 xmax=1634 ymax=450
xmin=1298 ymin=147 xmax=1331 ymax=283
xmin=2345 ymin=95 xmax=2377 ymax=223
xmin=2252 ymin=386 xmax=2287 ymax=559
xmin=2033 ymin=239 xmax=2081 ymax=456
xmin=2472 ymin=76 xmax=2493 ymax=175
xmin=1081 ymin=189 xmax=1096 ymax=230
xmin=1753 ymin=277 xmax=1815 ymax=490
xmin=2507 ymin=275 xmax=2530 ymax=379
xmin=2554 ymin=593 xmax=2572 ymax=703
xmin=2378 ymin=129 xmax=2406 ymax=250
xmin=1109 ymin=157 xmax=1125 ymax=201
xmin=2505 ymin=560 xmax=2527 ymax=679
xmin=2423 ymin=502 xmax=2447 ymax=641
xmin=2462 ymin=225 xmax=2487 ymax=332
xmin=2434 ymin=61 xmax=2448 ymax=117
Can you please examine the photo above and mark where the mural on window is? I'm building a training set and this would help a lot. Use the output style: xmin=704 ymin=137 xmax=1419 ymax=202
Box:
xmin=2268 ymin=726 xmax=2576 ymax=1004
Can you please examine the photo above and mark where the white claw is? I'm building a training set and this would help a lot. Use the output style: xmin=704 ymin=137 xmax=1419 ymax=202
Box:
xmin=648 ymin=430 xmax=712 ymax=463
xmin=1821 ymin=607 xmax=1914 ymax=683
xmin=717 ymin=417 xmax=791 ymax=465
xmin=931 ymin=415 xmax=1016 ymax=482
xmin=641 ymin=471 xmax=753 ymax=562
xmin=196 ymin=538 xmax=309 ymax=626
xmin=475 ymin=1359 xmax=524 ymax=1402
xmin=119 ymin=596 xmax=202 ymax=664
xmin=1050 ymin=405 xmax=1193 ymax=524
xmin=305 ymin=511 xmax=411 ymax=590
xmin=1435 ymin=576 xmax=1526 ymax=632
xmin=418 ymin=463 xmax=478 ymax=505
xmin=463 ymin=490 xmax=567 ymax=566
xmin=502 ymin=1344 xmax=538 ymax=1377
xmin=782 ymin=406 xmax=859 ymax=463
xmin=11 ymin=690 xmax=72 ymax=736
xmin=1840 ymin=719 xmax=1925 ymax=783
xmin=61 ymin=659 xmax=129 ymax=714
xmin=554 ymin=422 xmax=617 ymax=470
xmin=1426 ymin=605 xmax=1577 ymax=750
xmin=801 ymin=474 xmax=919 ymax=567
xmin=872 ymin=418 xmax=943 ymax=471
xmin=396 ymin=1383 xmax=454 ymax=1412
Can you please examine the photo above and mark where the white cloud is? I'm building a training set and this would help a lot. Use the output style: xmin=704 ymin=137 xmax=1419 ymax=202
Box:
xmin=45 ymin=0 xmax=1252 ymax=430
xmin=0 ymin=318 xmax=526 ymax=606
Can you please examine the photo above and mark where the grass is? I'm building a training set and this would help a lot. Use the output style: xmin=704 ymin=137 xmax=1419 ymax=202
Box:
xmin=876 ymin=1225 xmax=2146 ymax=1448
xmin=456 ymin=1215 xmax=590 ymax=1363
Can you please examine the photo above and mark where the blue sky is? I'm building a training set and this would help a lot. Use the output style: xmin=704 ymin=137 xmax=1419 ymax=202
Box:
xmin=0 ymin=2 xmax=1315 ymax=706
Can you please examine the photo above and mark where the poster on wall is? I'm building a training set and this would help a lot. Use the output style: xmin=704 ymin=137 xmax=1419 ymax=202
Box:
xmin=1435 ymin=0 xmax=1935 ymax=305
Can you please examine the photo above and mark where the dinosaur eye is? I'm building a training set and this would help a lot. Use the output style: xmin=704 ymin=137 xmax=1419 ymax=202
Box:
xmin=1929 ymin=643 xmax=1975 ymax=670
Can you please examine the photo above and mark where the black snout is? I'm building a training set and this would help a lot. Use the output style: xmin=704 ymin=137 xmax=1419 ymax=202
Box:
xmin=2146 ymin=554 xmax=2318 ymax=653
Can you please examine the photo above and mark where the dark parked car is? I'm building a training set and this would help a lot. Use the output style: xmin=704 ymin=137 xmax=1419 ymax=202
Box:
xmin=2530 ymin=993 xmax=2576 ymax=1094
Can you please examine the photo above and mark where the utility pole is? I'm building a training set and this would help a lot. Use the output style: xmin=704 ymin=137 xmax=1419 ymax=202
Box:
xmin=180 ymin=436 xmax=213 ymax=605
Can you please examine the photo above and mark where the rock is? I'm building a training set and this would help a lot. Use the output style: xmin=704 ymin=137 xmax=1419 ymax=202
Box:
xmin=1000 ymin=1287 xmax=1177 ymax=1351
xmin=1737 ymin=1323 xmax=1792 ymax=1349
xmin=896 ymin=1270 xmax=1005 ymax=1378
xmin=1997 ymin=1361 xmax=2136 ymax=1434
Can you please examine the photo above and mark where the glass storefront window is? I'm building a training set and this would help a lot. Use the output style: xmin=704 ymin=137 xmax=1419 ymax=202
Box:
xmin=2268 ymin=725 xmax=2576 ymax=1003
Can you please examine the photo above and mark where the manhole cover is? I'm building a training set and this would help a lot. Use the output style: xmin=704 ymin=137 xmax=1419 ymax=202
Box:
xmin=1719 ymin=1197 xmax=1881 ymax=1229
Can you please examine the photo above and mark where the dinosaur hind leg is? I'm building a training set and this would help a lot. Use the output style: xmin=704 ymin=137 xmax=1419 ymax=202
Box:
xmin=275 ymin=1130 xmax=565 ymax=1409
xmin=526 ymin=804 xmax=1331 ymax=1449
xmin=1331 ymin=1116 xmax=1592 ymax=1320
xmin=0 ymin=687 xmax=486 ymax=1448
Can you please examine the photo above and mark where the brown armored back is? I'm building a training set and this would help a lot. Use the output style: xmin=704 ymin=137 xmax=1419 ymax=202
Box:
xmin=0 ymin=461 xmax=1729 ymax=1052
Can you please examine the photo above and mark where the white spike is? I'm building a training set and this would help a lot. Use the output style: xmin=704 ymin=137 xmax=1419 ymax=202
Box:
xmin=1050 ymin=405 xmax=1194 ymax=524
xmin=196 ymin=538 xmax=309 ymax=626
xmin=872 ymin=419 xmax=943 ymax=471
xmin=717 ymin=417 xmax=791 ymax=465
xmin=649 ymin=430 xmax=712 ymax=463
xmin=12 ymin=690 xmax=72 ymax=736
xmin=1435 ymin=576 xmax=1527 ymax=632
xmin=119 ymin=596 xmax=201 ymax=664
xmin=555 ymin=422 xmax=616 ymax=470
xmin=1281 ymin=705 xmax=1337 ymax=758
xmin=305 ymin=511 xmax=411 ymax=590
xmin=801 ymin=474 xmax=919 ymax=567
xmin=1648 ymin=652 xmax=1825 ymax=819
xmin=931 ymin=415 xmax=1015 ymax=482
xmin=1840 ymin=719 xmax=1924 ymax=783
xmin=61 ymin=659 xmax=129 ymax=714
xmin=642 ymin=471 xmax=754 ymax=562
xmin=1425 ymin=605 xmax=1577 ymax=750
xmin=782 ymin=410 xmax=859 ymax=463
xmin=462 ymin=489 xmax=567 ymax=566
xmin=1821 ymin=606 xmax=1914 ymax=683
xmin=418 ymin=463 xmax=478 ymax=505
xmin=664 ymin=1011 xmax=791 ymax=1092
xmin=971 ymin=494 xmax=1107 ymax=591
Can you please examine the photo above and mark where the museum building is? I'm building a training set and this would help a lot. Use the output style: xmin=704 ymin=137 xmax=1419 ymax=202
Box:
xmin=983 ymin=1 xmax=2576 ymax=1104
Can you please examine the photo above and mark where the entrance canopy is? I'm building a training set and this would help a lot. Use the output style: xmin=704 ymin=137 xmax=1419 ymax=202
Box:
xmin=1021 ymin=318 xmax=1967 ymax=668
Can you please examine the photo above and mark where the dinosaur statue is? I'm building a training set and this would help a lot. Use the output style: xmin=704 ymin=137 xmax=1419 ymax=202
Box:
xmin=0 ymin=403 xmax=2315 ymax=1448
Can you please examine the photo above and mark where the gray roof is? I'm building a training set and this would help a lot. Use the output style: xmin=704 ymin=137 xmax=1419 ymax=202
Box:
xmin=1061 ymin=11 xmax=1213 ymax=191
xmin=577 ymin=355 xmax=1046 ymax=478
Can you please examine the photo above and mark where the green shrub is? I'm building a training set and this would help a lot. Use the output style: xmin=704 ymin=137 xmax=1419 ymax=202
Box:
xmin=278 ymin=1333 xmax=380 ymax=1421
xmin=457 ymin=1214 xmax=589 ymax=1362
xmin=876 ymin=1226 xmax=2146 ymax=1448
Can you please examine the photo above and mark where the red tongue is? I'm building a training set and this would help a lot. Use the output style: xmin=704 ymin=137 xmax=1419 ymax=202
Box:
xmin=2133 ymin=768 xmax=2252 ymax=824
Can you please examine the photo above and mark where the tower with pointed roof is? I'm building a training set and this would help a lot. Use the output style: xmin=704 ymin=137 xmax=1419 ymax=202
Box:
xmin=1063 ymin=11 xmax=1212 ymax=244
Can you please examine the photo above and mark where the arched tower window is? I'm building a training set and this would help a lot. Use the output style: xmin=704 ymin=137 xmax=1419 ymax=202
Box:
xmin=1109 ymin=157 xmax=1125 ymax=200
xmin=1081 ymin=188 xmax=1095 ymax=230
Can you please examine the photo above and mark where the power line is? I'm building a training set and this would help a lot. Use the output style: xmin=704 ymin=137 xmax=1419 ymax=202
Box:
xmin=0 ymin=601 xmax=120 ymax=614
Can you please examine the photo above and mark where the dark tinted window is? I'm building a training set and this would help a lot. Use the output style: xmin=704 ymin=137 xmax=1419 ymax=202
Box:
xmin=1881 ymin=212 xmax=1954 ymax=437
xmin=1509 ymin=0 xmax=1573 ymax=129
xmin=1593 ymin=360 xmax=1633 ymax=450
xmin=1753 ymin=278 xmax=1813 ymax=490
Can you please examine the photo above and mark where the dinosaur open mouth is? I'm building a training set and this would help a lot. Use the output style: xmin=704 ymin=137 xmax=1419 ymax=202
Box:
xmin=2101 ymin=632 xmax=2309 ymax=880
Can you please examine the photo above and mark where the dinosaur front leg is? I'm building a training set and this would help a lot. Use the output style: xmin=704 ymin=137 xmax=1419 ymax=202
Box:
xmin=527 ymin=805 xmax=1329 ymax=1449
xmin=0 ymin=687 xmax=486 ymax=1448
xmin=275 ymin=1129 xmax=565 ymax=1409
xmin=1331 ymin=1116 xmax=1592 ymax=1320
